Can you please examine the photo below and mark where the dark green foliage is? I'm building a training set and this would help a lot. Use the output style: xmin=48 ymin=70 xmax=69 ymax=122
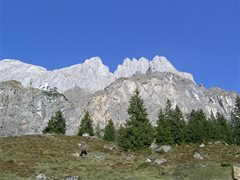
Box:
xmin=155 ymin=108 xmax=174 ymax=144
xmin=155 ymin=100 xmax=186 ymax=145
xmin=103 ymin=119 xmax=116 ymax=142
xmin=43 ymin=111 xmax=66 ymax=134
xmin=207 ymin=111 xmax=219 ymax=140
xmin=172 ymin=105 xmax=187 ymax=144
xmin=118 ymin=89 xmax=154 ymax=151
xmin=78 ymin=112 xmax=94 ymax=136
xmin=186 ymin=109 xmax=212 ymax=143
xmin=230 ymin=96 xmax=240 ymax=145
xmin=215 ymin=113 xmax=231 ymax=142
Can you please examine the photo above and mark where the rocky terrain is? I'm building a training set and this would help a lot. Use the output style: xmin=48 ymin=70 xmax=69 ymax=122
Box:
xmin=0 ymin=56 xmax=238 ymax=136
xmin=0 ymin=81 xmax=82 ymax=137
xmin=0 ymin=56 xmax=194 ymax=93
xmin=85 ymin=72 xmax=238 ymax=128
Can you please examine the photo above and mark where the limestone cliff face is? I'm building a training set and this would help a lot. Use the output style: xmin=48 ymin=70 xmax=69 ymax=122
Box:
xmin=0 ymin=81 xmax=82 ymax=137
xmin=85 ymin=72 xmax=238 ymax=128
xmin=0 ymin=56 xmax=194 ymax=93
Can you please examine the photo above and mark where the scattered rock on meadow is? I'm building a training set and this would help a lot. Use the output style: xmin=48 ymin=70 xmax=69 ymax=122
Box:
xmin=154 ymin=158 xmax=167 ymax=165
xmin=193 ymin=152 xmax=203 ymax=160
xmin=82 ymin=133 xmax=90 ymax=137
xmin=199 ymin=143 xmax=205 ymax=148
xmin=36 ymin=173 xmax=50 ymax=180
xmin=150 ymin=142 xmax=158 ymax=150
xmin=232 ymin=164 xmax=240 ymax=180
xmin=214 ymin=141 xmax=221 ymax=144
xmin=64 ymin=176 xmax=81 ymax=180
xmin=155 ymin=145 xmax=172 ymax=153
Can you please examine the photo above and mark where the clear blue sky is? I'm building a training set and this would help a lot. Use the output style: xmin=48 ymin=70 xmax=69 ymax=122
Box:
xmin=0 ymin=0 xmax=239 ymax=92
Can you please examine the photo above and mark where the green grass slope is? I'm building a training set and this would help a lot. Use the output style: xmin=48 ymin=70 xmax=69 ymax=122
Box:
xmin=0 ymin=135 xmax=239 ymax=179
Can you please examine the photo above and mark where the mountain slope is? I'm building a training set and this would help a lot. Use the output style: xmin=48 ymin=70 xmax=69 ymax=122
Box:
xmin=0 ymin=56 xmax=238 ymax=137
xmin=86 ymin=72 xmax=238 ymax=127
xmin=0 ymin=81 xmax=82 ymax=137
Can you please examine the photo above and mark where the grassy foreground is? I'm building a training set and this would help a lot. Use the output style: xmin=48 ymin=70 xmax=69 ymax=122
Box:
xmin=0 ymin=135 xmax=239 ymax=180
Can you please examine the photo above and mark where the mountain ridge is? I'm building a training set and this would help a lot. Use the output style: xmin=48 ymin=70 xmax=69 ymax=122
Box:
xmin=0 ymin=56 xmax=239 ymax=137
xmin=0 ymin=55 xmax=195 ymax=93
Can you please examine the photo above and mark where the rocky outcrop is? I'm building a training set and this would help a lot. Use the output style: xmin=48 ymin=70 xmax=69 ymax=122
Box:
xmin=85 ymin=72 xmax=238 ymax=127
xmin=63 ymin=86 xmax=93 ymax=107
xmin=0 ymin=81 xmax=82 ymax=137
xmin=0 ymin=56 xmax=194 ymax=93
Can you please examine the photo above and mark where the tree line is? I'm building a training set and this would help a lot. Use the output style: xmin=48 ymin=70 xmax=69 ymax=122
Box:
xmin=43 ymin=89 xmax=240 ymax=151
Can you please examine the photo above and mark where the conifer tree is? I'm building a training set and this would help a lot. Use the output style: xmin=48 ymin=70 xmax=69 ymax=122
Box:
xmin=118 ymin=89 xmax=154 ymax=151
xmin=215 ymin=112 xmax=230 ymax=142
xmin=43 ymin=111 xmax=66 ymax=134
xmin=155 ymin=108 xmax=174 ymax=144
xmin=208 ymin=111 xmax=219 ymax=140
xmin=78 ymin=111 xmax=94 ymax=136
xmin=186 ymin=109 xmax=211 ymax=143
xmin=172 ymin=105 xmax=187 ymax=144
xmin=161 ymin=99 xmax=186 ymax=144
xmin=230 ymin=96 xmax=240 ymax=145
xmin=103 ymin=119 xmax=116 ymax=142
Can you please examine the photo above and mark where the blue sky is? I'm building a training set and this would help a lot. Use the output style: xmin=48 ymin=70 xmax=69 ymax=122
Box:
xmin=0 ymin=0 xmax=239 ymax=92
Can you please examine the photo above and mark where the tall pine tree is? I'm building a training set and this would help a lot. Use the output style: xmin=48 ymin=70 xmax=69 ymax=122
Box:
xmin=215 ymin=112 xmax=230 ymax=142
xmin=118 ymin=89 xmax=154 ymax=151
xmin=186 ymin=109 xmax=211 ymax=143
xmin=155 ymin=108 xmax=174 ymax=144
xmin=208 ymin=111 xmax=219 ymax=140
xmin=160 ymin=99 xmax=186 ymax=144
xmin=103 ymin=119 xmax=116 ymax=142
xmin=43 ymin=111 xmax=66 ymax=134
xmin=78 ymin=111 xmax=94 ymax=136
xmin=230 ymin=96 xmax=240 ymax=145
xmin=172 ymin=105 xmax=187 ymax=144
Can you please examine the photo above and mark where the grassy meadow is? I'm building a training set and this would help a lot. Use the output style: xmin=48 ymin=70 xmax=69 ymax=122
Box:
xmin=0 ymin=135 xmax=239 ymax=179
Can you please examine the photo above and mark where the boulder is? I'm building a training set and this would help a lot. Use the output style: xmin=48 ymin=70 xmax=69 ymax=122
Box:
xmin=145 ymin=158 xmax=152 ymax=163
xmin=194 ymin=152 xmax=203 ymax=160
xmin=64 ymin=176 xmax=81 ymax=180
xmin=199 ymin=143 xmax=205 ymax=148
xmin=155 ymin=145 xmax=172 ymax=153
xmin=36 ymin=173 xmax=50 ymax=180
xmin=214 ymin=141 xmax=222 ymax=144
xmin=82 ymin=133 xmax=90 ymax=137
xmin=150 ymin=142 xmax=158 ymax=150
xmin=232 ymin=165 xmax=240 ymax=180
xmin=154 ymin=158 xmax=167 ymax=165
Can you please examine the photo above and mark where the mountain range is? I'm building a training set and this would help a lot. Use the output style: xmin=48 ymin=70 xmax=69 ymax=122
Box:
xmin=0 ymin=56 xmax=238 ymax=137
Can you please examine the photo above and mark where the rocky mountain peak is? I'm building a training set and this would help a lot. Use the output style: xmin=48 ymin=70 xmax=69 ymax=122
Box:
xmin=150 ymin=56 xmax=177 ymax=73
xmin=0 ymin=55 xmax=195 ymax=92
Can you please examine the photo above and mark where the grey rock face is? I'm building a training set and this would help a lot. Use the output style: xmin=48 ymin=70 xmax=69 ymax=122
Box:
xmin=0 ymin=56 xmax=238 ymax=137
xmin=86 ymin=72 xmax=238 ymax=127
xmin=0 ymin=56 xmax=195 ymax=93
xmin=63 ymin=86 xmax=92 ymax=107
xmin=0 ymin=81 xmax=82 ymax=137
